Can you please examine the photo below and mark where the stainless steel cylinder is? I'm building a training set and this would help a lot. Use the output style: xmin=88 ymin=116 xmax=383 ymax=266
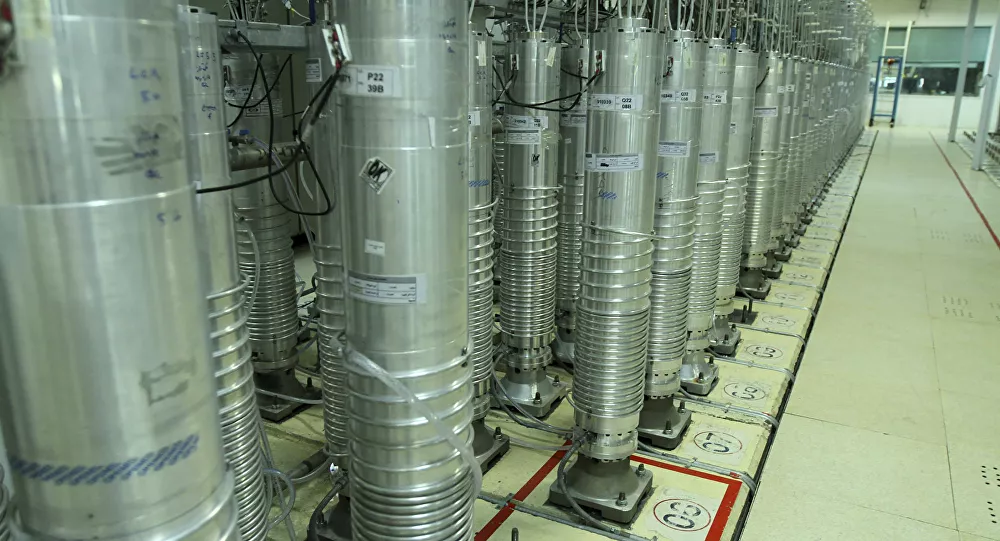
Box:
xmin=469 ymin=31 xmax=496 ymax=420
xmin=497 ymin=32 xmax=565 ymax=413
xmin=0 ymin=2 xmax=237 ymax=539
xmin=181 ymin=8 xmax=268 ymax=540
xmin=646 ymin=30 xmax=703 ymax=398
xmin=335 ymin=3 xmax=474 ymax=539
xmin=687 ymin=38 xmax=734 ymax=334
xmin=500 ymin=32 xmax=560 ymax=356
xmin=225 ymin=53 xmax=301 ymax=372
xmin=574 ymin=18 xmax=663 ymax=461
xmin=718 ymin=44 xmax=757 ymax=307
xmin=784 ymin=58 xmax=808 ymax=224
xmin=0 ymin=466 xmax=7 ymax=541
xmin=555 ymin=42 xmax=590 ymax=334
xmin=743 ymin=52 xmax=784 ymax=268
xmin=306 ymin=26 xmax=349 ymax=466
xmin=770 ymin=56 xmax=795 ymax=242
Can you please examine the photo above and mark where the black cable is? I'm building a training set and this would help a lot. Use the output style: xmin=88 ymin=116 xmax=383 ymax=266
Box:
xmin=500 ymin=71 xmax=603 ymax=112
xmin=306 ymin=474 xmax=348 ymax=541
xmin=492 ymin=64 xmax=517 ymax=106
xmin=755 ymin=66 xmax=770 ymax=91
xmin=198 ymin=62 xmax=341 ymax=195
xmin=227 ymin=54 xmax=292 ymax=111
xmin=269 ymin=142 xmax=334 ymax=216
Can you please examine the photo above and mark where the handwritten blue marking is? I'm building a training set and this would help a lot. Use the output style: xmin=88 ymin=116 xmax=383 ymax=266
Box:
xmin=598 ymin=189 xmax=618 ymax=201
xmin=130 ymin=67 xmax=162 ymax=80
xmin=140 ymin=90 xmax=162 ymax=103
xmin=468 ymin=179 xmax=490 ymax=188
xmin=8 ymin=435 xmax=202 ymax=486
xmin=444 ymin=17 xmax=457 ymax=27
xmin=201 ymin=104 xmax=218 ymax=119
xmin=656 ymin=171 xmax=669 ymax=179
xmin=145 ymin=169 xmax=162 ymax=180
xmin=136 ymin=129 xmax=161 ymax=144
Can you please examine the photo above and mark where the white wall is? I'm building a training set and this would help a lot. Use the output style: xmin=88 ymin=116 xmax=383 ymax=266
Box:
xmin=868 ymin=0 xmax=1000 ymax=130
xmin=871 ymin=93 xmax=987 ymax=129
xmin=870 ymin=0 xmax=1000 ymax=28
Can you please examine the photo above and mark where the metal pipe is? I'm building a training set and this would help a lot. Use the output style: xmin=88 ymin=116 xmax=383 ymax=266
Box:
xmin=224 ymin=53 xmax=302 ymax=377
xmin=553 ymin=41 xmax=590 ymax=364
xmin=497 ymin=30 xmax=567 ymax=418
xmin=229 ymin=141 xmax=302 ymax=171
xmin=0 ymin=1 xmax=237 ymax=538
xmin=180 ymin=8 xmax=269 ymax=541
xmin=306 ymin=25 xmax=349 ymax=467
xmin=335 ymin=2 xmax=475 ymax=539
xmin=974 ymin=9 xmax=1000 ymax=170
xmin=548 ymin=16 xmax=662 ymax=524
xmin=950 ymin=0 xmax=980 ymax=142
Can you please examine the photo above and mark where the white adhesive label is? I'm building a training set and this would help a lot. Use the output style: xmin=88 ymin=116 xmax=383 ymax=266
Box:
xmin=506 ymin=130 xmax=542 ymax=145
xmin=545 ymin=47 xmax=557 ymax=67
xmin=560 ymin=113 xmax=587 ymax=128
xmin=658 ymin=141 xmax=691 ymax=158
xmin=585 ymin=153 xmax=643 ymax=172
xmin=589 ymin=93 xmax=644 ymax=111
xmin=348 ymin=271 xmax=426 ymax=305
xmin=245 ymin=98 xmax=283 ymax=117
xmin=468 ymin=110 xmax=482 ymax=126
xmin=754 ymin=106 xmax=779 ymax=118
xmin=786 ymin=84 xmax=796 ymax=93
xmin=504 ymin=114 xmax=548 ymax=130
xmin=305 ymin=58 xmax=323 ymax=83
xmin=703 ymin=91 xmax=728 ymax=104
xmin=730 ymin=122 xmax=738 ymax=135
xmin=340 ymin=65 xmax=400 ymax=97
xmin=783 ymin=105 xmax=791 ymax=115
xmin=777 ymin=85 xmax=786 ymax=94
xmin=478 ymin=40 xmax=488 ymax=66
xmin=698 ymin=152 xmax=719 ymax=164
xmin=660 ymin=88 xmax=698 ymax=103
xmin=364 ymin=239 xmax=386 ymax=256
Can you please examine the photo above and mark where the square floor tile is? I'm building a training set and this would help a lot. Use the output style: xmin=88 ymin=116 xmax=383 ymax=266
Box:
xmin=932 ymin=319 xmax=1000 ymax=401
xmin=948 ymin=440 xmax=1000 ymax=541
xmin=787 ymin=338 xmax=945 ymax=445
xmin=758 ymin=414 xmax=956 ymax=529
xmin=810 ymin=300 xmax=935 ymax=349
xmin=942 ymin=391 xmax=1000 ymax=451
xmin=743 ymin=484 xmax=961 ymax=541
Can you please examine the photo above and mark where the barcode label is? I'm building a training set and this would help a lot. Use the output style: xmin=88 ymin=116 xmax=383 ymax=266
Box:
xmin=589 ymin=93 xmax=644 ymax=111
xmin=754 ymin=106 xmax=779 ymax=118
xmin=585 ymin=153 xmax=643 ymax=172
xmin=561 ymin=113 xmax=587 ymax=127
xmin=660 ymin=88 xmax=698 ymax=103
xmin=658 ymin=141 xmax=691 ymax=157
xmin=703 ymin=91 xmax=728 ymax=104
xmin=504 ymin=114 xmax=548 ymax=130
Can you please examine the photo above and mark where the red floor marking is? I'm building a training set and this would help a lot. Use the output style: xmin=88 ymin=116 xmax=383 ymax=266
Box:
xmin=477 ymin=449 xmax=745 ymax=541
xmin=930 ymin=133 xmax=1000 ymax=250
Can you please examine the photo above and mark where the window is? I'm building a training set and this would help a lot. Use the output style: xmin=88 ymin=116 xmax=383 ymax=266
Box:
xmin=869 ymin=26 xmax=990 ymax=97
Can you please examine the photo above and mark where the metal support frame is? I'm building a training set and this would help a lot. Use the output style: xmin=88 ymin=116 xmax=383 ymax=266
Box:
xmin=974 ymin=9 xmax=1000 ymax=170
xmin=949 ymin=0 xmax=980 ymax=142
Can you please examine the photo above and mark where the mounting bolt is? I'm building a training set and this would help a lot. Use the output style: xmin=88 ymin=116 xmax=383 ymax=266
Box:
xmin=616 ymin=492 xmax=628 ymax=507
xmin=678 ymin=400 xmax=686 ymax=413
xmin=494 ymin=426 xmax=504 ymax=440
xmin=636 ymin=464 xmax=645 ymax=476
xmin=553 ymin=375 xmax=561 ymax=384
xmin=533 ymin=392 xmax=542 ymax=404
